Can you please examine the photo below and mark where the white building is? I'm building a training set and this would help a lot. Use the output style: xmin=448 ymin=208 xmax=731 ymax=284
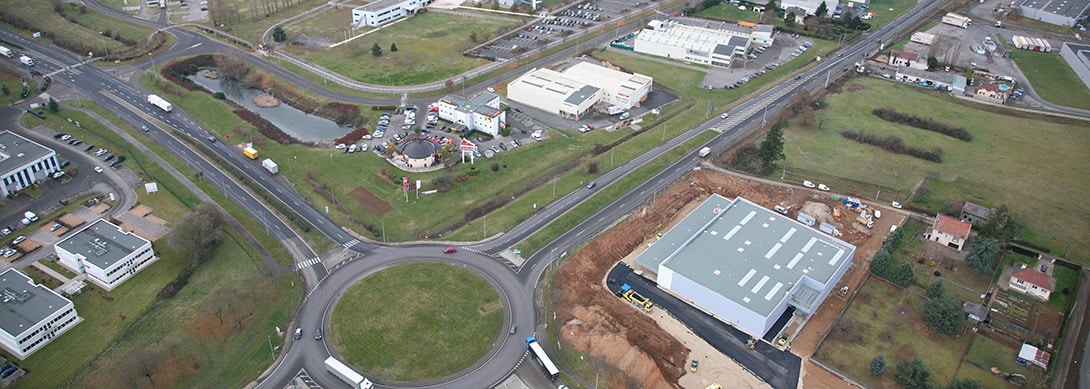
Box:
xmin=780 ymin=0 xmax=836 ymax=15
xmin=1060 ymin=43 xmax=1090 ymax=91
xmin=507 ymin=68 xmax=601 ymax=119
xmin=635 ymin=195 xmax=856 ymax=339
xmin=0 ymin=131 xmax=61 ymax=197
xmin=633 ymin=20 xmax=772 ymax=68
xmin=55 ymin=220 xmax=157 ymax=291
xmin=352 ymin=0 xmax=429 ymax=28
xmin=0 ymin=269 xmax=82 ymax=360
xmin=560 ymin=62 xmax=653 ymax=109
xmin=436 ymin=92 xmax=506 ymax=137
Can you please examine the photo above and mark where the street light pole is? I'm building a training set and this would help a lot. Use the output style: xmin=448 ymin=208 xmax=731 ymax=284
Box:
xmin=267 ymin=335 xmax=274 ymax=361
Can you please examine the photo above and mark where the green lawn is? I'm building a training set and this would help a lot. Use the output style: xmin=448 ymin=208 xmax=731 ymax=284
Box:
xmin=200 ymin=0 xmax=328 ymax=44
xmin=330 ymin=262 xmax=503 ymax=382
xmin=955 ymin=361 xmax=1014 ymax=389
xmin=814 ymin=279 xmax=973 ymax=388
xmin=1048 ymin=265 xmax=1079 ymax=311
xmin=783 ymin=77 xmax=1090 ymax=264
xmin=287 ymin=12 xmax=524 ymax=85
xmin=0 ymin=0 xmax=153 ymax=55
xmin=0 ymin=69 xmax=37 ymax=106
xmin=1011 ymin=51 xmax=1090 ymax=110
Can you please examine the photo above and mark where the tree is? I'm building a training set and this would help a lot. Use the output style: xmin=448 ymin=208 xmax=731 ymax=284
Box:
xmin=870 ymin=248 xmax=891 ymax=277
xmin=390 ymin=43 xmax=398 ymax=52
xmin=869 ymin=354 xmax=887 ymax=376
xmin=923 ymin=295 xmax=962 ymax=337
xmin=978 ymin=205 xmax=1020 ymax=245
xmin=701 ymin=0 xmax=719 ymax=10
xmin=1 ymin=85 xmax=8 ymax=95
xmin=966 ymin=237 xmax=1002 ymax=274
xmin=47 ymin=97 xmax=59 ymax=113
xmin=927 ymin=56 xmax=940 ymax=69
xmin=889 ymin=262 xmax=915 ymax=287
xmin=469 ymin=31 xmax=478 ymax=43
xmin=927 ymin=279 xmax=946 ymax=300
xmin=170 ymin=203 xmax=226 ymax=264
xmin=758 ymin=122 xmax=786 ymax=169
xmin=371 ymin=43 xmax=383 ymax=57
xmin=815 ymin=0 xmax=828 ymax=17
xmin=895 ymin=357 xmax=931 ymax=389
xmin=271 ymin=25 xmax=287 ymax=42
xmin=947 ymin=378 xmax=982 ymax=389
xmin=765 ymin=0 xmax=779 ymax=14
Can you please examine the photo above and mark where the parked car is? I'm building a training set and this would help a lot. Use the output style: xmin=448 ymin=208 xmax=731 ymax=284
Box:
xmin=891 ymin=201 xmax=903 ymax=209
xmin=50 ymin=223 xmax=62 ymax=232
xmin=803 ymin=180 xmax=815 ymax=188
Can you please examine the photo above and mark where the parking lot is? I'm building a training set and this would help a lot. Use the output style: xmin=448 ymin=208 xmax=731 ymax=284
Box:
xmin=476 ymin=0 xmax=649 ymax=60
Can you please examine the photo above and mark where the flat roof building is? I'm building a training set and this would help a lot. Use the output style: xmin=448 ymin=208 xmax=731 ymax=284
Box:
xmin=1017 ymin=0 xmax=1090 ymax=26
xmin=0 ymin=269 xmax=82 ymax=360
xmin=0 ymin=131 xmax=61 ymax=197
xmin=436 ymin=92 xmax=506 ymax=137
xmin=507 ymin=68 xmax=601 ymax=119
xmin=560 ymin=62 xmax=653 ymax=109
xmin=1060 ymin=43 xmax=1090 ymax=91
xmin=635 ymin=195 xmax=856 ymax=339
xmin=55 ymin=220 xmax=157 ymax=291
xmin=352 ymin=0 xmax=430 ymax=28
xmin=633 ymin=20 xmax=753 ymax=68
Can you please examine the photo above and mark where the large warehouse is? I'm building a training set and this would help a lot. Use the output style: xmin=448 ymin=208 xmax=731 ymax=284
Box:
xmin=1060 ymin=43 xmax=1090 ymax=91
xmin=507 ymin=68 xmax=601 ymax=119
xmin=632 ymin=20 xmax=773 ymax=68
xmin=559 ymin=62 xmax=652 ymax=109
xmin=634 ymin=195 xmax=856 ymax=339
xmin=1016 ymin=0 xmax=1090 ymax=27
xmin=0 ymin=131 xmax=61 ymax=197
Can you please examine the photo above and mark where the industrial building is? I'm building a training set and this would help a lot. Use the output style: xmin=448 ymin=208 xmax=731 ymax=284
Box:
xmin=559 ymin=62 xmax=653 ymax=109
xmin=0 ymin=131 xmax=61 ymax=197
xmin=507 ymin=68 xmax=601 ymax=119
xmin=780 ymin=0 xmax=835 ymax=15
xmin=1060 ymin=43 xmax=1090 ymax=91
xmin=634 ymin=195 xmax=856 ymax=339
xmin=435 ymin=92 xmax=506 ymax=137
xmin=352 ymin=0 xmax=430 ymax=28
xmin=0 ymin=269 xmax=82 ymax=360
xmin=55 ymin=220 xmax=157 ymax=291
xmin=1016 ymin=0 xmax=1090 ymax=27
xmin=632 ymin=20 xmax=774 ymax=68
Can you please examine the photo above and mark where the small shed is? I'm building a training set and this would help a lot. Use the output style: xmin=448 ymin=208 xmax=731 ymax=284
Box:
xmin=1017 ymin=342 xmax=1051 ymax=369
xmin=962 ymin=301 xmax=988 ymax=323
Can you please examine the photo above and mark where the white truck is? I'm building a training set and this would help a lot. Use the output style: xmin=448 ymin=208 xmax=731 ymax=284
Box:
xmin=698 ymin=147 xmax=712 ymax=158
xmin=324 ymin=357 xmax=373 ymax=389
xmin=147 ymin=94 xmax=172 ymax=112
xmin=606 ymin=105 xmax=625 ymax=115
xmin=19 ymin=55 xmax=33 ymax=67
xmin=261 ymin=159 xmax=279 ymax=174
xmin=0 ymin=46 xmax=12 ymax=58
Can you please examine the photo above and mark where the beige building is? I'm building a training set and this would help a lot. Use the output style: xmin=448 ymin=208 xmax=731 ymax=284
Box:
xmin=925 ymin=215 xmax=971 ymax=251
xmin=1009 ymin=268 xmax=1055 ymax=301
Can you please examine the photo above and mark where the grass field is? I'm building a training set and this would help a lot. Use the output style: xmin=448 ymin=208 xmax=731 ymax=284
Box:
xmin=0 ymin=0 xmax=153 ymax=54
xmin=287 ymin=12 xmax=523 ymax=85
xmin=1048 ymin=265 xmax=1079 ymax=311
xmin=8 ymin=104 xmax=302 ymax=387
xmin=815 ymin=279 xmax=973 ymax=388
xmin=210 ymin=0 xmax=328 ymax=44
xmin=0 ymin=69 xmax=37 ymax=106
xmin=330 ymin=262 xmax=503 ymax=382
xmin=1011 ymin=51 xmax=1090 ymax=110
xmin=782 ymin=77 xmax=1090 ymax=264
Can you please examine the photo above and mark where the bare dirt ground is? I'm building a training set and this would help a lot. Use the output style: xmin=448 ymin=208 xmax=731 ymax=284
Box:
xmin=554 ymin=169 xmax=904 ymax=388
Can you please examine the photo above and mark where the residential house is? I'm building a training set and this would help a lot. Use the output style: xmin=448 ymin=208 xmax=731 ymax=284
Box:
xmin=975 ymin=82 xmax=1009 ymax=103
xmin=784 ymin=6 xmax=807 ymax=24
xmin=925 ymin=214 xmax=972 ymax=251
xmin=889 ymin=49 xmax=919 ymax=67
xmin=1009 ymin=267 xmax=1055 ymax=301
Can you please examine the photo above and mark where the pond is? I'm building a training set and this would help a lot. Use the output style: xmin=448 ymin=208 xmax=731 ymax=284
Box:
xmin=188 ymin=70 xmax=348 ymax=142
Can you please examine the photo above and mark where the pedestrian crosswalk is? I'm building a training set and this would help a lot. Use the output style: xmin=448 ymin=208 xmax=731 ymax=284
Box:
xmin=342 ymin=239 xmax=360 ymax=249
xmin=295 ymin=257 xmax=322 ymax=270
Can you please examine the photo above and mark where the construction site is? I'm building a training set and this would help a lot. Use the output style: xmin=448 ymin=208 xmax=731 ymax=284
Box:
xmin=548 ymin=166 xmax=905 ymax=388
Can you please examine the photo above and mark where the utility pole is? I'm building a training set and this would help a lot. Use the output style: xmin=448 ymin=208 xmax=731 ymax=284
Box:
xmin=552 ymin=176 xmax=557 ymax=198
xmin=267 ymin=335 xmax=274 ymax=361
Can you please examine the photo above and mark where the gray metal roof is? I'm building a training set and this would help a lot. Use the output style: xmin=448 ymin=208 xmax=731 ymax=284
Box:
xmin=636 ymin=195 xmax=855 ymax=317
xmin=57 ymin=220 xmax=149 ymax=270
xmin=0 ymin=269 xmax=72 ymax=338
xmin=564 ymin=85 xmax=600 ymax=105
xmin=441 ymin=92 xmax=503 ymax=118
xmin=0 ymin=131 xmax=54 ymax=176
xmin=1020 ymin=0 xmax=1090 ymax=17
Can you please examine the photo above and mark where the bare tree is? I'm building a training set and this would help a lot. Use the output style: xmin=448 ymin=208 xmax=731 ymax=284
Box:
xmin=124 ymin=349 xmax=162 ymax=385
xmin=170 ymin=203 xmax=226 ymax=264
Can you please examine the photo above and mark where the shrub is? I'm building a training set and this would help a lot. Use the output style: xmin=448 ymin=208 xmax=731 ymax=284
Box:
xmin=839 ymin=129 xmax=943 ymax=162
xmin=490 ymin=162 xmax=500 ymax=172
xmin=872 ymin=108 xmax=972 ymax=141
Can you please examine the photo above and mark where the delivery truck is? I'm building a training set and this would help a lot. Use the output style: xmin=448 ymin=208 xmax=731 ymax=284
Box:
xmin=147 ymin=94 xmax=172 ymax=112
xmin=262 ymin=159 xmax=279 ymax=174
xmin=0 ymin=47 xmax=12 ymax=58
xmin=607 ymin=105 xmax=625 ymax=115
xmin=698 ymin=147 xmax=712 ymax=158
xmin=19 ymin=55 xmax=34 ymax=67
xmin=243 ymin=147 xmax=259 ymax=160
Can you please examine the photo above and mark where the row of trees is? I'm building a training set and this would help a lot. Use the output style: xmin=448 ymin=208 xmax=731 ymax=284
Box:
xmin=871 ymin=108 xmax=973 ymax=142
xmin=869 ymin=227 xmax=915 ymax=287
xmin=840 ymin=129 xmax=944 ymax=163
xmin=870 ymin=354 xmax=981 ymax=388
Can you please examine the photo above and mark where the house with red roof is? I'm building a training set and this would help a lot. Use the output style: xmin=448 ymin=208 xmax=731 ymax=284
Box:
xmin=926 ymin=215 xmax=972 ymax=251
xmin=1010 ymin=267 xmax=1056 ymax=301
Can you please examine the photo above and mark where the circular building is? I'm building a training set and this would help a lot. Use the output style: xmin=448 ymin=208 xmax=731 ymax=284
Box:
xmin=397 ymin=137 xmax=438 ymax=169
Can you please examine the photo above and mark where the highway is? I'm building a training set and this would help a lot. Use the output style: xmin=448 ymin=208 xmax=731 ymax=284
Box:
xmin=1 ymin=0 xmax=960 ymax=386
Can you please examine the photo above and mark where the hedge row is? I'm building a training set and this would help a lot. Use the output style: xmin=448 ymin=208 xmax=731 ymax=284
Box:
xmin=840 ymin=130 xmax=943 ymax=163
xmin=872 ymin=108 xmax=972 ymax=142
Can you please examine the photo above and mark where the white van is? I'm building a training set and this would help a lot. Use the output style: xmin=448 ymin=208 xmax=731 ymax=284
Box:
xmin=874 ymin=210 xmax=882 ymax=219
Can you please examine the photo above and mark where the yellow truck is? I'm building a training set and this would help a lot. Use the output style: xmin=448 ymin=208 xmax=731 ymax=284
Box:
xmin=243 ymin=146 xmax=259 ymax=160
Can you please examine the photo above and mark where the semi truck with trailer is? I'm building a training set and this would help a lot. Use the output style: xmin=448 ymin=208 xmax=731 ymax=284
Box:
xmin=324 ymin=357 xmax=373 ymax=389
xmin=147 ymin=94 xmax=172 ymax=112
xmin=261 ymin=159 xmax=279 ymax=174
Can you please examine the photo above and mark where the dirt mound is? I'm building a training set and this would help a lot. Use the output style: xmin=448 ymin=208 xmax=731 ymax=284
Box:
xmin=554 ymin=171 xmax=798 ymax=388
xmin=800 ymin=201 xmax=835 ymax=225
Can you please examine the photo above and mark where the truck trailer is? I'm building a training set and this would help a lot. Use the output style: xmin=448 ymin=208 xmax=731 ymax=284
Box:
xmin=941 ymin=12 xmax=971 ymax=28
xmin=261 ymin=159 xmax=279 ymax=174
xmin=0 ymin=46 xmax=12 ymax=58
xmin=324 ymin=357 xmax=373 ymax=389
xmin=243 ymin=147 xmax=259 ymax=160
xmin=147 ymin=94 xmax=172 ymax=112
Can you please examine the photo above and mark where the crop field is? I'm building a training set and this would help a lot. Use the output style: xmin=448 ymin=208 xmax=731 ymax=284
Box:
xmin=287 ymin=12 xmax=527 ymax=85
xmin=782 ymin=77 xmax=1090 ymax=264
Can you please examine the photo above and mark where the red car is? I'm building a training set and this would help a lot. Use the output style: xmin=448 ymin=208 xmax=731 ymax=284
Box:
xmin=443 ymin=246 xmax=457 ymax=254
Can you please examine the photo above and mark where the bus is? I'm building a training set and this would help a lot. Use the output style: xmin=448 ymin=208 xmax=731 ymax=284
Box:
xmin=526 ymin=337 xmax=560 ymax=380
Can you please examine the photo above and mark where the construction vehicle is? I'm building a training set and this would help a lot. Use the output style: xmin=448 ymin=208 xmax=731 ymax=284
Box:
xmin=746 ymin=338 xmax=756 ymax=350
xmin=856 ymin=216 xmax=874 ymax=229
xmin=832 ymin=207 xmax=842 ymax=219
xmin=620 ymin=284 xmax=654 ymax=312
xmin=243 ymin=146 xmax=259 ymax=160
